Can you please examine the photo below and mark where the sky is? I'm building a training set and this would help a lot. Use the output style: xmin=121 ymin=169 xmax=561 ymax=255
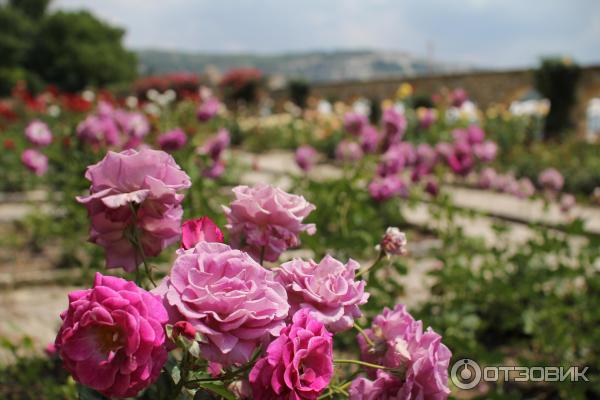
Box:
xmin=53 ymin=0 xmax=600 ymax=69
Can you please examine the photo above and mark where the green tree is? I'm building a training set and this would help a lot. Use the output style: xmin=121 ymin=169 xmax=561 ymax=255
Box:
xmin=26 ymin=11 xmax=137 ymax=92
xmin=9 ymin=0 xmax=51 ymax=20
xmin=534 ymin=57 xmax=581 ymax=139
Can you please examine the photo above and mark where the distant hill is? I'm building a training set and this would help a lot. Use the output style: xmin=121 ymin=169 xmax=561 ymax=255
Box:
xmin=136 ymin=49 xmax=473 ymax=82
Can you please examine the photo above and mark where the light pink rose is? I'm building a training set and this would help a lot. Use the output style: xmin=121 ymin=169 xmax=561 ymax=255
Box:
xmin=351 ymin=304 xmax=451 ymax=400
xmin=153 ymin=242 xmax=289 ymax=366
xmin=295 ymin=145 xmax=318 ymax=172
xmin=21 ymin=149 xmax=48 ymax=176
xmin=55 ymin=273 xmax=168 ymax=398
xmin=77 ymin=149 xmax=191 ymax=271
xmin=197 ymin=97 xmax=220 ymax=122
xmin=181 ymin=216 xmax=224 ymax=249
xmin=24 ymin=119 xmax=52 ymax=146
xmin=276 ymin=255 xmax=369 ymax=332
xmin=223 ymin=184 xmax=316 ymax=262
xmin=249 ymin=309 xmax=333 ymax=400
xmin=538 ymin=168 xmax=564 ymax=192
xmin=336 ymin=140 xmax=364 ymax=163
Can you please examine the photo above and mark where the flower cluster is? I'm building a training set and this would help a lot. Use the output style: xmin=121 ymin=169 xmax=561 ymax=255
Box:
xmin=55 ymin=149 xmax=452 ymax=400
xmin=223 ymin=184 xmax=316 ymax=262
xmin=76 ymin=148 xmax=191 ymax=271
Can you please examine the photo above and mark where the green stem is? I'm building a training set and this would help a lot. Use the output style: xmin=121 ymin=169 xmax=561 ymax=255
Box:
xmin=128 ymin=203 xmax=157 ymax=288
xmin=334 ymin=359 xmax=391 ymax=370
xmin=355 ymin=250 xmax=385 ymax=279
xmin=353 ymin=323 xmax=374 ymax=348
xmin=172 ymin=352 xmax=190 ymax=398
xmin=259 ymin=245 xmax=266 ymax=266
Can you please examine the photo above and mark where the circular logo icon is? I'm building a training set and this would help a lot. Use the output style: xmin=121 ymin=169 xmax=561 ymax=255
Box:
xmin=451 ymin=359 xmax=481 ymax=390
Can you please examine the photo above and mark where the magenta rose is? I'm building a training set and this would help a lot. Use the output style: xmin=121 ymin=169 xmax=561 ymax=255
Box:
xmin=21 ymin=149 xmax=48 ymax=176
xmin=158 ymin=128 xmax=187 ymax=152
xmin=55 ymin=273 xmax=168 ymax=398
xmin=76 ymin=148 xmax=191 ymax=271
xmin=223 ymin=184 xmax=316 ymax=262
xmin=25 ymin=119 xmax=52 ymax=147
xmin=249 ymin=309 xmax=334 ymax=400
xmin=181 ymin=216 xmax=224 ymax=249
xmin=154 ymin=242 xmax=289 ymax=366
xmin=382 ymin=108 xmax=407 ymax=148
xmin=351 ymin=304 xmax=452 ymax=400
xmin=369 ymin=176 xmax=408 ymax=202
xmin=295 ymin=145 xmax=318 ymax=172
xmin=198 ymin=128 xmax=230 ymax=161
xmin=276 ymin=255 xmax=369 ymax=332
xmin=360 ymin=125 xmax=380 ymax=153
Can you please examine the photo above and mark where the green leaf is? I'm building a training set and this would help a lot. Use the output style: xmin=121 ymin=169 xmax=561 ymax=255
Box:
xmin=77 ymin=384 xmax=107 ymax=400
xmin=197 ymin=382 xmax=236 ymax=400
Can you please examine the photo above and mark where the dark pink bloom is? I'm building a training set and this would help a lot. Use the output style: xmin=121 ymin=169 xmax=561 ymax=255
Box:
xmin=473 ymin=141 xmax=497 ymax=162
xmin=276 ymin=255 xmax=368 ymax=332
xmin=377 ymin=145 xmax=405 ymax=177
xmin=450 ymin=88 xmax=468 ymax=107
xmin=25 ymin=119 xmax=52 ymax=147
xmin=446 ymin=141 xmax=474 ymax=176
xmin=202 ymin=159 xmax=226 ymax=179
xmin=199 ymin=128 xmax=230 ymax=160
xmin=154 ymin=242 xmax=289 ymax=366
xmin=295 ymin=145 xmax=318 ymax=172
xmin=172 ymin=321 xmax=197 ymax=341
xmin=344 ymin=112 xmax=369 ymax=136
xmin=418 ymin=108 xmax=437 ymax=129
xmin=249 ymin=309 xmax=333 ymax=400
xmin=380 ymin=227 xmax=407 ymax=256
xmin=77 ymin=115 xmax=120 ymax=146
xmin=336 ymin=140 xmax=364 ymax=163
xmin=351 ymin=304 xmax=451 ymax=400
xmin=382 ymin=108 xmax=407 ymax=148
xmin=55 ymin=273 xmax=168 ymax=398
xmin=424 ymin=178 xmax=439 ymax=197
xmin=76 ymin=149 xmax=191 ymax=272
xmin=466 ymin=125 xmax=485 ymax=144
xmin=158 ymin=128 xmax=187 ymax=152
xmin=223 ymin=184 xmax=316 ymax=262
xmin=538 ymin=168 xmax=564 ymax=192
xmin=369 ymin=176 xmax=408 ymax=202
xmin=181 ymin=216 xmax=224 ymax=249
xmin=360 ymin=125 xmax=380 ymax=153
xmin=196 ymin=97 xmax=220 ymax=122
xmin=21 ymin=149 xmax=48 ymax=176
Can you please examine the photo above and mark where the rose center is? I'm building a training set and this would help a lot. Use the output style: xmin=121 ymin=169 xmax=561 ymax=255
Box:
xmin=95 ymin=326 xmax=124 ymax=353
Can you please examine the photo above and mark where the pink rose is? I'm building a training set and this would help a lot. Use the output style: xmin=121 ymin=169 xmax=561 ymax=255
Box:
xmin=197 ymin=97 xmax=220 ymax=122
xmin=21 ymin=149 xmax=48 ymax=176
xmin=351 ymin=304 xmax=451 ymax=400
xmin=344 ymin=112 xmax=368 ymax=135
xmin=77 ymin=149 xmax=191 ymax=271
xmin=76 ymin=115 xmax=120 ymax=146
xmin=24 ymin=119 xmax=52 ymax=147
xmin=181 ymin=216 xmax=224 ymax=249
xmin=276 ymin=255 xmax=369 ymax=332
xmin=382 ymin=108 xmax=407 ymax=148
xmin=538 ymin=168 xmax=564 ymax=192
xmin=336 ymin=140 xmax=364 ymax=163
xmin=369 ymin=176 xmax=408 ymax=202
xmin=223 ymin=184 xmax=316 ymax=262
xmin=198 ymin=128 xmax=230 ymax=161
xmin=55 ymin=273 xmax=168 ymax=398
xmin=154 ymin=242 xmax=289 ymax=366
xmin=295 ymin=145 xmax=318 ymax=172
xmin=249 ymin=309 xmax=334 ymax=400
xmin=360 ymin=125 xmax=380 ymax=153
xmin=158 ymin=128 xmax=187 ymax=152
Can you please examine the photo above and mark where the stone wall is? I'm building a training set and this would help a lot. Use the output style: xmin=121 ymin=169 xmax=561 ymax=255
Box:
xmin=308 ymin=65 xmax=600 ymax=134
